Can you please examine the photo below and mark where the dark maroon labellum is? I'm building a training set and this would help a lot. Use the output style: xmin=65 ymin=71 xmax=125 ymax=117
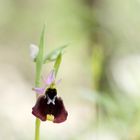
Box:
xmin=32 ymin=88 xmax=68 ymax=123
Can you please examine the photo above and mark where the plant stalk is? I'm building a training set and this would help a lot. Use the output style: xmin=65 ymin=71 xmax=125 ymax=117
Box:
xmin=34 ymin=61 xmax=42 ymax=140
xmin=35 ymin=118 xmax=41 ymax=140
xmin=34 ymin=26 xmax=45 ymax=140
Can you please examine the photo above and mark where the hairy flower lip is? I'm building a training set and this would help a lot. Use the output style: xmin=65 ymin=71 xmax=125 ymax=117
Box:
xmin=32 ymin=88 xmax=68 ymax=123
xmin=32 ymin=105 xmax=46 ymax=121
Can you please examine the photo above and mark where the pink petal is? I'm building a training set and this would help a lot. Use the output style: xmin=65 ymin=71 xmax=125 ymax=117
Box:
xmin=44 ymin=70 xmax=55 ymax=85
xmin=32 ymin=87 xmax=45 ymax=94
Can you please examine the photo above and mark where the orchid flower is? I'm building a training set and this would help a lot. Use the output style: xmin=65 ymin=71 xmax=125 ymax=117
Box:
xmin=32 ymin=70 xmax=68 ymax=123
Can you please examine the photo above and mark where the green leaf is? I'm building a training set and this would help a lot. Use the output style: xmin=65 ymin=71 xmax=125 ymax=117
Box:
xmin=43 ymin=44 xmax=67 ymax=63
xmin=54 ymin=53 xmax=62 ymax=77
xmin=35 ymin=25 xmax=45 ymax=86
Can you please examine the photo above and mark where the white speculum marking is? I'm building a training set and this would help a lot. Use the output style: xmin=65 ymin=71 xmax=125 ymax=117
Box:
xmin=47 ymin=95 xmax=57 ymax=105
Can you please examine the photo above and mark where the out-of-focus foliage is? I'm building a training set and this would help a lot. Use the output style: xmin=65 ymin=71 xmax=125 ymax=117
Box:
xmin=0 ymin=0 xmax=140 ymax=140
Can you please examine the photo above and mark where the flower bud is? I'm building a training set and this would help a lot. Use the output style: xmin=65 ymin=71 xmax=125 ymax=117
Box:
xmin=29 ymin=44 xmax=39 ymax=61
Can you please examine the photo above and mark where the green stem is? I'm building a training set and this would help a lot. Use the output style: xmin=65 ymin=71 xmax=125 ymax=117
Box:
xmin=35 ymin=118 xmax=41 ymax=140
xmin=34 ymin=62 xmax=42 ymax=140
xmin=34 ymin=26 xmax=45 ymax=140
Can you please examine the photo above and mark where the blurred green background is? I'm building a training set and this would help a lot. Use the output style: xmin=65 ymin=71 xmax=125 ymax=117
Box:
xmin=0 ymin=0 xmax=140 ymax=140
